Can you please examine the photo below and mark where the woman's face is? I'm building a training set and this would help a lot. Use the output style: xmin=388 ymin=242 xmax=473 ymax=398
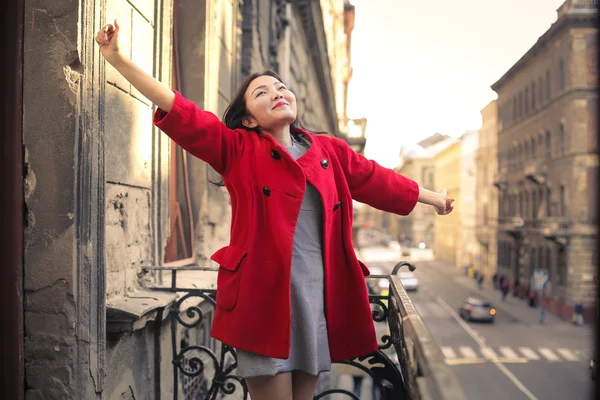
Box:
xmin=243 ymin=75 xmax=297 ymax=130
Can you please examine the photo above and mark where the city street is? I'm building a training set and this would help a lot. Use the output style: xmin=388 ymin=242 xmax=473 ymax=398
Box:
xmin=392 ymin=257 xmax=595 ymax=400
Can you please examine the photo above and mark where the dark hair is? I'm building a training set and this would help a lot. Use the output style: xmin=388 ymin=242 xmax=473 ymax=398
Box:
xmin=222 ymin=70 xmax=301 ymax=133
xmin=212 ymin=71 xmax=328 ymax=187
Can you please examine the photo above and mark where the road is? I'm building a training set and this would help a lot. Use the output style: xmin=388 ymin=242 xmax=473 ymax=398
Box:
xmin=394 ymin=258 xmax=595 ymax=400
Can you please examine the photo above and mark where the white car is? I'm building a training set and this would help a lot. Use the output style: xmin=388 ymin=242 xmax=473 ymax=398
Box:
xmin=399 ymin=271 xmax=419 ymax=291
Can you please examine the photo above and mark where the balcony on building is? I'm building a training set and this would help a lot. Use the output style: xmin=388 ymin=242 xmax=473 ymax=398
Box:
xmin=498 ymin=216 xmax=525 ymax=239
xmin=493 ymin=167 xmax=508 ymax=191
xmin=140 ymin=261 xmax=467 ymax=400
xmin=539 ymin=217 xmax=570 ymax=245
xmin=523 ymin=160 xmax=547 ymax=185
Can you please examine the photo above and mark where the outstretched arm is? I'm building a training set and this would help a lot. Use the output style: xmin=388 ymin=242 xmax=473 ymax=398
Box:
xmin=95 ymin=19 xmax=175 ymax=111
xmin=332 ymin=137 xmax=454 ymax=216
xmin=418 ymin=187 xmax=454 ymax=215
xmin=94 ymin=19 xmax=244 ymax=176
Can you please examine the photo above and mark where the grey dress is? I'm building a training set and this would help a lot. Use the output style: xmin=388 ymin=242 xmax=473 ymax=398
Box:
xmin=236 ymin=135 xmax=332 ymax=378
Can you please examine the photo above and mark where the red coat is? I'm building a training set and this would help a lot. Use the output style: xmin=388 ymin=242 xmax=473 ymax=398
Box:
xmin=154 ymin=91 xmax=419 ymax=361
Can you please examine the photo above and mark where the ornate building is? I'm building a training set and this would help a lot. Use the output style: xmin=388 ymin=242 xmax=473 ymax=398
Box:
xmin=475 ymin=100 xmax=499 ymax=282
xmin=8 ymin=0 xmax=360 ymax=398
xmin=492 ymin=0 xmax=597 ymax=321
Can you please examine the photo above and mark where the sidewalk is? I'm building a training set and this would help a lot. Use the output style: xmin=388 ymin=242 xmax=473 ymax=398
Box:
xmin=429 ymin=260 xmax=591 ymax=329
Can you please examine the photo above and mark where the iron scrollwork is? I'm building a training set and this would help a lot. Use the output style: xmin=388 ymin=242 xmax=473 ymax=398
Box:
xmin=149 ymin=261 xmax=415 ymax=399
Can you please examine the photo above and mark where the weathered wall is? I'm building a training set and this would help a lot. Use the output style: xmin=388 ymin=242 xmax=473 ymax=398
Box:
xmin=23 ymin=0 xmax=80 ymax=397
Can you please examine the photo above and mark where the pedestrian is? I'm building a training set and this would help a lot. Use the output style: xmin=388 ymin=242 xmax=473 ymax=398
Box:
xmin=501 ymin=279 xmax=509 ymax=302
xmin=492 ymin=273 xmax=498 ymax=289
xmin=477 ymin=274 xmax=484 ymax=290
xmin=95 ymin=20 xmax=455 ymax=399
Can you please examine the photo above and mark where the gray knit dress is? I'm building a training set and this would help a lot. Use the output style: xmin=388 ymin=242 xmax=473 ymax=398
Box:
xmin=236 ymin=135 xmax=332 ymax=378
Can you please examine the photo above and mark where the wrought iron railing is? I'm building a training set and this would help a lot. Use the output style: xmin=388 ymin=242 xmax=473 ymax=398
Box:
xmin=143 ymin=262 xmax=466 ymax=400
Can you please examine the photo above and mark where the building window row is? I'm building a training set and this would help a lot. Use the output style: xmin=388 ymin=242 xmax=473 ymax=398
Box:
xmin=499 ymin=185 xmax=566 ymax=219
xmin=498 ymin=58 xmax=566 ymax=129
xmin=497 ymin=123 xmax=567 ymax=172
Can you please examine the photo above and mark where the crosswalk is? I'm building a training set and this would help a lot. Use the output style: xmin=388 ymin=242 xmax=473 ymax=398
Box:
xmin=440 ymin=345 xmax=582 ymax=364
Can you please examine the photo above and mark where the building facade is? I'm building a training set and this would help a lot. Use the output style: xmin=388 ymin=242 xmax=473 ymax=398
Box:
xmin=492 ymin=0 xmax=597 ymax=321
xmin=433 ymin=140 xmax=462 ymax=266
xmin=475 ymin=100 xmax=499 ymax=282
xmin=458 ymin=130 xmax=480 ymax=271
xmin=10 ymin=0 xmax=357 ymax=398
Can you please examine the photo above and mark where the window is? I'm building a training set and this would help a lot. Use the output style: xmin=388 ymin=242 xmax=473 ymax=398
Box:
xmin=524 ymin=140 xmax=530 ymax=160
xmin=546 ymin=70 xmax=551 ymax=101
xmin=557 ymin=246 xmax=567 ymax=284
xmin=531 ymin=137 xmax=536 ymax=159
xmin=545 ymin=130 xmax=552 ymax=159
xmin=531 ymin=82 xmax=536 ymax=110
xmin=546 ymin=188 xmax=552 ymax=217
xmin=558 ymin=58 xmax=565 ymax=91
xmin=559 ymin=123 xmax=566 ymax=156
xmin=524 ymin=191 xmax=529 ymax=219
xmin=545 ymin=247 xmax=552 ymax=279
xmin=164 ymin=145 xmax=195 ymax=264
xmin=532 ymin=190 xmax=537 ymax=220
xmin=538 ymin=76 xmax=544 ymax=104
xmin=518 ymin=92 xmax=523 ymax=118
xmin=519 ymin=191 xmax=524 ymax=217
xmin=590 ymin=167 xmax=599 ymax=221
xmin=524 ymin=87 xmax=529 ymax=114
xmin=513 ymin=96 xmax=517 ymax=122
xmin=559 ymin=184 xmax=566 ymax=217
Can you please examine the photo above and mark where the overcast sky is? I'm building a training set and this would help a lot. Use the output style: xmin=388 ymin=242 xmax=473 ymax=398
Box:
xmin=347 ymin=0 xmax=566 ymax=167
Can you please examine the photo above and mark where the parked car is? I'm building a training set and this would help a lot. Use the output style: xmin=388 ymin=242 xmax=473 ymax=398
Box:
xmin=458 ymin=297 xmax=496 ymax=323
xmin=399 ymin=271 xmax=419 ymax=291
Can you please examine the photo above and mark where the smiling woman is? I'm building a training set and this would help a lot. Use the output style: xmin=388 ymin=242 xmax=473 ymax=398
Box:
xmin=95 ymin=17 xmax=455 ymax=399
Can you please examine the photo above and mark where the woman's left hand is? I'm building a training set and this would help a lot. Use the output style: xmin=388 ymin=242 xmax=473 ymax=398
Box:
xmin=434 ymin=188 xmax=455 ymax=215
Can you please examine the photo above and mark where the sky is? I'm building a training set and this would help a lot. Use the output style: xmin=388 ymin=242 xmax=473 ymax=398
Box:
xmin=346 ymin=0 xmax=566 ymax=168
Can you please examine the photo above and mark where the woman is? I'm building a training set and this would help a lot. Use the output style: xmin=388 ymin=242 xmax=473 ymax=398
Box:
xmin=96 ymin=20 xmax=454 ymax=400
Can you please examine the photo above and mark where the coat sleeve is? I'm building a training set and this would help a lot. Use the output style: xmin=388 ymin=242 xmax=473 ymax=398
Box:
xmin=153 ymin=90 xmax=244 ymax=176
xmin=332 ymin=137 xmax=419 ymax=216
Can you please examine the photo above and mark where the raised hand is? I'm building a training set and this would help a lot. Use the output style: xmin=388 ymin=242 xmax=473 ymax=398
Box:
xmin=435 ymin=188 xmax=455 ymax=215
xmin=95 ymin=19 xmax=122 ymax=64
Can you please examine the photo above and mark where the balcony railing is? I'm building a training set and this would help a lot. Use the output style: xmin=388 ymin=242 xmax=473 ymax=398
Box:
xmin=523 ymin=160 xmax=546 ymax=185
xmin=143 ymin=262 xmax=466 ymax=400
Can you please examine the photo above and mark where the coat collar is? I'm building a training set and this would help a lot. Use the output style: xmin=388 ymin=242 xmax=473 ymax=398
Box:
xmin=254 ymin=128 xmax=328 ymax=182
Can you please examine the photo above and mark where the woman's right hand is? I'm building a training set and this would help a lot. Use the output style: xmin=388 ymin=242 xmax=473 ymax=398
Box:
xmin=95 ymin=19 xmax=123 ymax=65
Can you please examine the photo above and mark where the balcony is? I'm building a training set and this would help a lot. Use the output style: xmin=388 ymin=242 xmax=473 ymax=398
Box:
xmin=523 ymin=160 xmax=546 ymax=185
xmin=539 ymin=217 xmax=570 ymax=245
xmin=498 ymin=217 xmax=524 ymax=239
xmin=143 ymin=262 xmax=467 ymax=399
xmin=493 ymin=168 xmax=508 ymax=191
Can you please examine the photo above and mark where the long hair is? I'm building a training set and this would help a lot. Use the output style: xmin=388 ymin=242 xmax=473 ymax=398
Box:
xmin=211 ymin=71 xmax=328 ymax=187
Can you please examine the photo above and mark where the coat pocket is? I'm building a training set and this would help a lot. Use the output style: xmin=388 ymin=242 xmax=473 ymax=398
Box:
xmin=211 ymin=245 xmax=248 ymax=311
